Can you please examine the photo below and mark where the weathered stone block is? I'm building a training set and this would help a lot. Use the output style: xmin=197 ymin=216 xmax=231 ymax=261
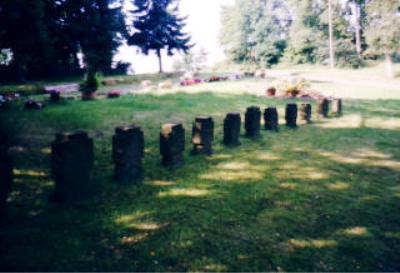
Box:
xmin=300 ymin=103 xmax=312 ymax=123
xmin=245 ymin=106 xmax=261 ymax=138
xmin=112 ymin=125 xmax=144 ymax=184
xmin=317 ymin=98 xmax=330 ymax=118
xmin=192 ymin=116 xmax=214 ymax=155
xmin=223 ymin=113 xmax=241 ymax=146
xmin=264 ymin=107 xmax=279 ymax=131
xmin=160 ymin=123 xmax=185 ymax=167
xmin=332 ymin=99 xmax=342 ymax=116
xmin=285 ymin=104 xmax=298 ymax=128
xmin=51 ymin=131 xmax=94 ymax=203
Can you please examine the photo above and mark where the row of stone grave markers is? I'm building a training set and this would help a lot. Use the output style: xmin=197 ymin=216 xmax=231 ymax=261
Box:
xmin=46 ymin=98 xmax=342 ymax=203
xmin=0 ymin=98 xmax=343 ymax=217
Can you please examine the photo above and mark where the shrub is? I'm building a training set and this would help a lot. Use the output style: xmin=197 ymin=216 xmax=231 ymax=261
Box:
xmin=81 ymin=72 xmax=101 ymax=93
xmin=0 ymin=84 xmax=45 ymax=97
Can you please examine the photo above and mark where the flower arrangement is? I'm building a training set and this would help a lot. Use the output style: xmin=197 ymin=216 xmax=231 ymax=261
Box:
xmin=272 ymin=78 xmax=311 ymax=97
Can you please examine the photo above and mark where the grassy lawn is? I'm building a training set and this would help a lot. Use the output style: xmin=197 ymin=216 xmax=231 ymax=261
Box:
xmin=1 ymin=87 xmax=400 ymax=271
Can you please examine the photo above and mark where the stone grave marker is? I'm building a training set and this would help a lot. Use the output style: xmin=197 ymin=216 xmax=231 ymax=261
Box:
xmin=160 ymin=123 xmax=185 ymax=167
xmin=113 ymin=125 xmax=144 ymax=184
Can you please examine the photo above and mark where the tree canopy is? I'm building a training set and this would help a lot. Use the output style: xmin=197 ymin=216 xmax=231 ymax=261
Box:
xmin=128 ymin=0 xmax=193 ymax=73
xmin=220 ymin=0 xmax=400 ymax=73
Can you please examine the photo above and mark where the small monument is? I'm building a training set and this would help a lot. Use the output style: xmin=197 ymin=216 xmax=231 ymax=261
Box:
xmin=192 ymin=116 xmax=214 ymax=155
xmin=317 ymin=98 xmax=330 ymax=118
xmin=51 ymin=131 xmax=94 ymax=203
xmin=300 ymin=103 xmax=312 ymax=123
xmin=245 ymin=106 xmax=261 ymax=138
xmin=223 ymin=113 xmax=241 ymax=146
xmin=113 ymin=125 xmax=144 ymax=184
xmin=160 ymin=123 xmax=185 ymax=167
xmin=332 ymin=99 xmax=343 ymax=116
xmin=285 ymin=104 xmax=298 ymax=128
xmin=264 ymin=107 xmax=279 ymax=131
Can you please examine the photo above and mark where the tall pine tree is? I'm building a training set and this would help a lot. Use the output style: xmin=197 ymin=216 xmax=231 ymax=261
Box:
xmin=128 ymin=0 xmax=192 ymax=73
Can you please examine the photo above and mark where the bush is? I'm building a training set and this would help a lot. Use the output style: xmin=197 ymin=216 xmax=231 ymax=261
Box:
xmin=0 ymin=84 xmax=45 ymax=97
xmin=80 ymin=72 xmax=101 ymax=93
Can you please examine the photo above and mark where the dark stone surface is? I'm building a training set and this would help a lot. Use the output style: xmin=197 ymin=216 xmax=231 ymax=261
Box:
xmin=285 ymin=104 xmax=298 ymax=128
xmin=223 ymin=113 xmax=241 ymax=146
xmin=317 ymin=99 xmax=330 ymax=118
xmin=160 ymin=123 xmax=185 ymax=167
xmin=332 ymin=99 xmax=343 ymax=116
xmin=192 ymin=116 xmax=214 ymax=155
xmin=245 ymin=106 xmax=261 ymax=138
xmin=113 ymin=125 xmax=144 ymax=184
xmin=0 ymin=146 xmax=13 ymax=226
xmin=300 ymin=103 xmax=312 ymax=123
xmin=264 ymin=107 xmax=279 ymax=131
xmin=51 ymin=131 xmax=94 ymax=203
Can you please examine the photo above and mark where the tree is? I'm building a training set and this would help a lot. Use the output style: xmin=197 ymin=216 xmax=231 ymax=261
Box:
xmin=60 ymin=0 xmax=126 ymax=76
xmin=220 ymin=0 xmax=290 ymax=68
xmin=328 ymin=0 xmax=335 ymax=68
xmin=128 ymin=0 xmax=193 ymax=73
xmin=365 ymin=0 xmax=400 ymax=78
xmin=0 ymin=0 xmax=126 ymax=82
xmin=0 ymin=0 xmax=56 ymax=81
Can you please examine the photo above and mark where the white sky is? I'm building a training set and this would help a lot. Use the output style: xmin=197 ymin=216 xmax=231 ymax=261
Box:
xmin=115 ymin=0 xmax=234 ymax=74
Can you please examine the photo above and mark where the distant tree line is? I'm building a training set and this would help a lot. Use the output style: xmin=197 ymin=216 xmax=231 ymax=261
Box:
xmin=220 ymin=0 xmax=400 ymax=77
xmin=0 ymin=0 xmax=192 ymax=83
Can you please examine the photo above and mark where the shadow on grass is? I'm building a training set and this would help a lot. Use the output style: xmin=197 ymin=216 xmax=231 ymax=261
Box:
xmin=1 ymin=93 xmax=400 ymax=271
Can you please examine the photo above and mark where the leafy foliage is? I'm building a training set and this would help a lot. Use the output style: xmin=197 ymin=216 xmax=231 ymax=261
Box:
xmin=220 ymin=0 xmax=290 ymax=67
xmin=0 ymin=0 xmax=126 ymax=82
xmin=128 ymin=0 xmax=193 ymax=72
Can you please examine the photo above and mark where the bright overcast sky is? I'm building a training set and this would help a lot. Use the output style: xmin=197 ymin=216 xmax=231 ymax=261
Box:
xmin=115 ymin=0 xmax=234 ymax=74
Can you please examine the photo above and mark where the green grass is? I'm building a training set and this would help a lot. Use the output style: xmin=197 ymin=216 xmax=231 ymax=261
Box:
xmin=1 ymin=90 xmax=400 ymax=271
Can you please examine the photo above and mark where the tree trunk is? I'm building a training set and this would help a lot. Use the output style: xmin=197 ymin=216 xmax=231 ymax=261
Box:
xmin=328 ymin=0 xmax=335 ymax=69
xmin=157 ymin=49 xmax=163 ymax=74
xmin=385 ymin=52 xmax=394 ymax=78
xmin=351 ymin=1 xmax=362 ymax=56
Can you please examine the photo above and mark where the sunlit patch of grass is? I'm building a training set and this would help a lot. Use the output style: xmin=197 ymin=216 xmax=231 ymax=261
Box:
xmin=206 ymin=154 xmax=233 ymax=161
xmin=340 ymin=227 xmax=370 ymax=237
xmin=13 ymin=169 xmax=48 ymax=177
xmin=287 ymin=239 xmax=338 ymax=249
xmin=327 ymin=182 xmax=350 ymax=191
xmin=200 ymin=169 xmax=265 ymax=182
xmin=279 ymin=183 xmax=297 ymax=190
xmin=252 ymin=151 xmax=281 ymax=161
xmin=115 ymin=211 xmax=150 ymax=225
xmin=120 ymin=233 xmax=149 ymax=245
xmin=127 ymin=222 xmax=167 ymax=231
xmin=276 ymin=166 xmax=329 ymax=181
xmin=318 ymin=149 xmax=400 ymax=170
xmin=146 ymin=180 xmax=176 ymax=187
xmin=316 ymin=114 xmax=363 ymax=129
xmin=365 ymin=117 xmax=400 ymax=130
xmin=158 ymin=188 xmax=212 ymax=198
xmin=203 ymin=263 xmax=228 ymax=272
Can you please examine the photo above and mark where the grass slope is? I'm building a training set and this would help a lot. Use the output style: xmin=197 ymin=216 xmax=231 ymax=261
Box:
xmin=1 ymin=92 xmax=400 ymax=271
